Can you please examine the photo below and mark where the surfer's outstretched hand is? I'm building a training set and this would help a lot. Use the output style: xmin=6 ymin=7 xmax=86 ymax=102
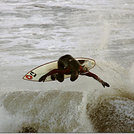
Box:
xmin=39 ymin=75 xmax=47 ymax=82
xmin=102 ymin=81 xmax=110 ymax=88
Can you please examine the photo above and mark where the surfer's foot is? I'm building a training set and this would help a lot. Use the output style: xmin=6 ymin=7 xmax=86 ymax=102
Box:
xmin=39 ymin=75 xmax=47 ymax=82
xmin=102 ymin=81 xmax=110 ymax=88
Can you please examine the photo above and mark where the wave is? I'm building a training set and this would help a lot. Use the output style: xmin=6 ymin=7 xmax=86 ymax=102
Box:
xmin=0 ymin=88 xmax=134 ymax=133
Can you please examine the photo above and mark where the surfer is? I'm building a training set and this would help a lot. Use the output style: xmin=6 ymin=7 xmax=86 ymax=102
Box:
xmin=39 ymin=54 xmax=110 ymax=88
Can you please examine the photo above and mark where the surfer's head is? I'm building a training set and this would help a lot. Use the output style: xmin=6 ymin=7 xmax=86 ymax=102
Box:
xmin=58 ymin=54 xmax=80 ymax=71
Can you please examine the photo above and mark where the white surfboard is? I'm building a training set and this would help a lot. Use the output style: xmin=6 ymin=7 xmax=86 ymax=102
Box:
xmin=23 ymin=57 xmax=96 ymax=82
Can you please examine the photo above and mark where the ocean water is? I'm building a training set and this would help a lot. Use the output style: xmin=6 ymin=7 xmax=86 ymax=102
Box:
xmin=0 ymin=0 xmax=134 ymax=132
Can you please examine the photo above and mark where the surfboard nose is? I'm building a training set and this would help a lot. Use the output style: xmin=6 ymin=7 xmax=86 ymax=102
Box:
xmin=23 ymin=74 xmax=27 ymax=80
xmin=23 ymin=76 xmax=26 ymax=80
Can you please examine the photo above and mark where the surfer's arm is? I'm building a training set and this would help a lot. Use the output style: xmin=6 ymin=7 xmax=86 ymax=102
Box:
xmin=39 ymin=68 xmax=70 ymax=82
xmin=80 ymin=71 xmax=110 ymax=88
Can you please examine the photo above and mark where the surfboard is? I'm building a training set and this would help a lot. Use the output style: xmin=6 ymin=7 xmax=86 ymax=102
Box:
xmin=23 ymin=57 xmax=96 ymax=82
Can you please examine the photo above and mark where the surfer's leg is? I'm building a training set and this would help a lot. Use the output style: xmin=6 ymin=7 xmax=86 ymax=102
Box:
xmin=56 ymin=58 xmax=65 ymax=82
xmin=70 ymin=71 xmax=79 ymax=81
